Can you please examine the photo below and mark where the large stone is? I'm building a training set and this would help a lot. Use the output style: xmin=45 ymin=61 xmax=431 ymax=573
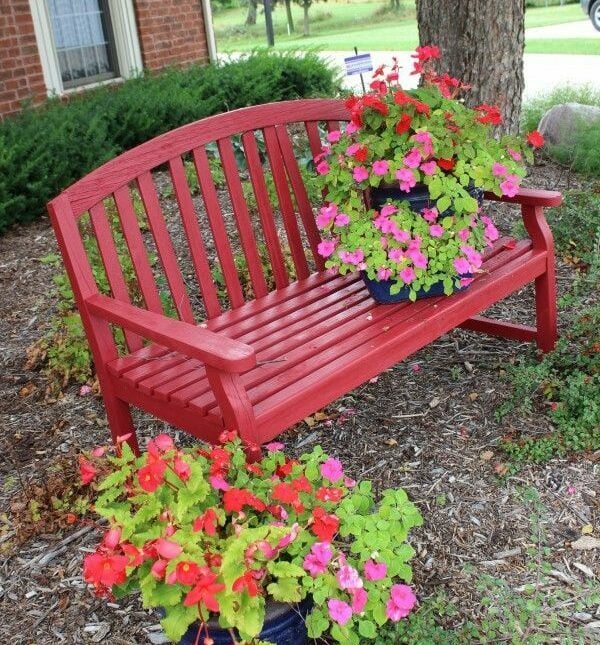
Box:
xmin=538 ymin=102 xmax=600 ymax=146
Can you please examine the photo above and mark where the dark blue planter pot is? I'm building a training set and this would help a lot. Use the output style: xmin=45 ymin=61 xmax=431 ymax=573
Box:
xmin=178 ymin=599 xmax=312 ymax=645
xmin=364 ymin=183 xmax=481 ymax=303
xmin=361 ymin=271 xmax=471 ymax=303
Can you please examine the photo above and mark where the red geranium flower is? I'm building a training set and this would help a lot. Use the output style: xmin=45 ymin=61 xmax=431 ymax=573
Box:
xmin=353 ymin=146 xmax=369 ymax=163
xmin=223 ymin=488 xmax=265 ymax=513
xmin=83 ymin=552 xmax=128 ymax=588
xmin=474 ymin=104 xmax=502 ymax=126
xmin=395 ymin=113 xmax=412 ymax=135
xmin=437 ymin=157 xmax=456 ymax=171
xmin=193 ymin=508 xmax=218 ymax=536
xmin=362 ymin=94 xmax=389 ymax=116
xmin=316 ymin=486 xmax=344 ymax=503
xmin=272 ymin=482 xmax=299 ymax=505
xmin=175 ymin=561 xmax=201 ymax=586
xmin=232 ymin=570 xmax=261 ymax=597
xmin=79 ymin=456 xmax=97 ymax=485
xmin=291 ymin=475 xmax=312 ymax=493
xmin=311 ymin=507 xmax=340 ymax=542
xmin=527 ymin=130 xmax=544 ymax=148
xmin=183 ymin=568 xmax=225 ymax=612
xmin=369 ymin=79 xmax=387 ymax=95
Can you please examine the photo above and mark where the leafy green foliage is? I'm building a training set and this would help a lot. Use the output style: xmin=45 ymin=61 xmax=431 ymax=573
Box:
xmin=0 ymin=51 xmax=339 ymax=233
xmin=83 ymin=435 xmax=422 ymax=643
xmin=497 ymin=253 xmax=600 ymax=463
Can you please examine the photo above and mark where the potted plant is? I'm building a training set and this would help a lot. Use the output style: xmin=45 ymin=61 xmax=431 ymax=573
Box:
xmin=314 ymin=46 xmax=545 ymax=302
xmin=79 ymin=432 xmax=422 ymax=644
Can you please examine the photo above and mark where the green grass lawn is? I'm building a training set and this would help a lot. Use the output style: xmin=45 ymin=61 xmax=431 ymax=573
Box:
xmin=213 ymin=0 xmax=596 ymax=54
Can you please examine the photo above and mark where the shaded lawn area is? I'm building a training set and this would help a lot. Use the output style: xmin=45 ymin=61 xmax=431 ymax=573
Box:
xmin=214 ymin=0 xmax=594 ymax=53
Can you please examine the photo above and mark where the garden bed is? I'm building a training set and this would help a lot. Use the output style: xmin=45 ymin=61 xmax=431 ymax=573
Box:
xmin=0 ymin=159 xmax=598 ymax=644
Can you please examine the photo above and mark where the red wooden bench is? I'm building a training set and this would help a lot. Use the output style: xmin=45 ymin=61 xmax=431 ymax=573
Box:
xmin=48 ymin=99 xmax=561 ymax=458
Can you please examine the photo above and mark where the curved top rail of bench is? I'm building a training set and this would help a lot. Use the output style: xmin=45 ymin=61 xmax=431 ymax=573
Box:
xmin=54 ymin=98 xmax=349 ymax=216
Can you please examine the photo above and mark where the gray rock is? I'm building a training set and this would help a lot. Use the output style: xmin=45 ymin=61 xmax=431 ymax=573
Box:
xmin=538 ymin=102 xmax=600 ymax=146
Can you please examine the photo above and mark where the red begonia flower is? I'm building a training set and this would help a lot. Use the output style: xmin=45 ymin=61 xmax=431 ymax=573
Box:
xmin=183 ymin=568 xmax=225 ymax=612
xmin=192 ymin=508 xmax=218 ymax=536
xmin=175 ymin=561 xmax=201 ymax=586
xmin=232 ymin=570 xmax=261 ymax=597
xmin=79 ymin=456 xmax=97 ymax=485
xmin=83 ymin=552 xmax=128 ymax=588
xmin=311 ymin=506 xmax=340 ymax=542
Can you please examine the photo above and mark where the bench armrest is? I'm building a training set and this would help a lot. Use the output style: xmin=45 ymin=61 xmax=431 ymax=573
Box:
xmin=86 ymin=294 xmax=256 ymax=373
xmin=484 ymin=188 xmax=562 ymax=207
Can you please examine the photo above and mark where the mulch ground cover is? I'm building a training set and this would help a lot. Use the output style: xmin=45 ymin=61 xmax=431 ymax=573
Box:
xmin=0 ymin=158 xmax=598 ymax=644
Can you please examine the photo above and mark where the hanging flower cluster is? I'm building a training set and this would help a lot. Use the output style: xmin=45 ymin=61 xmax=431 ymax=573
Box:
xmin=80 ymin=432 xmax=422 ymax=644
xmin=314 ymin=45 xmax=544 ymax=300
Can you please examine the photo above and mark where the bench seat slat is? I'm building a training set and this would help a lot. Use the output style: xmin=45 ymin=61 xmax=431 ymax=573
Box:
xmin=106 ymin=238 xmax=542 ymax=429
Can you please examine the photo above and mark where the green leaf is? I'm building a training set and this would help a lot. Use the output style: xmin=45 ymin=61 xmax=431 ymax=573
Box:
xmin=266 ymin=561 xmax=305 ymax=578
xmin=149 ymin=582 xmax=183 ymax=608
xmin=97 ymin=468 xmax=129 ymax=491
xmin=161 ymin=603 xmax=199 ymax=642
xmin=358 ymin=619 xmax=377 ymax=639
xmin=266 ymin=577 xmax=303 ymax=602
xmin=437 ymin=195 xmax=451 ymax=214
xmin=306 ymin=609 xmax=330 ymax=639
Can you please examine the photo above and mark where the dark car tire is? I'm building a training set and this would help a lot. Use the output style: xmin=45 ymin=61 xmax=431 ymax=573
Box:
xmin=591 ymin=0 xmax=600 ymax=32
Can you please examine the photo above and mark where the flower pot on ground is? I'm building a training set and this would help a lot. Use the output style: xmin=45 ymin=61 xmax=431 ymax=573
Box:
xmin=79 ymin=432 xmax=422 ymax=644
xmin=314 ymin=46 xmax=544 ymax=302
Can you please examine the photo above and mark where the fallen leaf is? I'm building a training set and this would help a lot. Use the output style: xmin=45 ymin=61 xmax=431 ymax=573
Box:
xmin=429 ymin=397 xmax=441 ymax=408
xmin=368 ymin=376 xmax=379 ymax=384
xmin=384 ymin=438 xmax=397 ymax=446
xmin=573 ymin=562 xmax=595 ymax=578
xmin=494 ymin=462 xmax=508 ymax=476
xmin=468 ymin=392 xmax=479 ymax=401
xmin=571 ymin=536 xmax=600 ymax=550
xmin=480 ymin=450 xmax=494 ymax=461
xmin=581 ymin=524 xmax=594 ymax=535
xmin=18 ymin=382 xmax=36 ymax=398
xmin=303 ymin=416 xmax=316 ymax=428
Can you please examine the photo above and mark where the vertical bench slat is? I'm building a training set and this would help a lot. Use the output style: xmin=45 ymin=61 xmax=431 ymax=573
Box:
xmin=241 ymin=131 xmax=289 ymax=290
xmin=274 ymin=125 xmax=324 ymax=271
xmin=137 ymin=172 xmax=195 ymax=324
xmin=168 ymin=157 xmax=222 ymax=319
xmin=88 ymin=202 xmax=142 ymax=352
xmin=113 ymin=186 xmax=164 ymax=315
xmin=326 ymin=120 xmax=340 ymax=133
xmin=305 ymin=120 xmax=324 ymax=159
xmin=263 ymin=126 xmax=310 ymax=280
xmin=192 ymin=146 xmax=245 ymax=309
xmin=217 ymin=137 xmax=269 ymax=299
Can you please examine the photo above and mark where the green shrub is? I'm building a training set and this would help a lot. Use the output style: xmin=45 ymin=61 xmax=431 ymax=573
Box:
xmin=0 ymin=51 xmax=340 ymax=234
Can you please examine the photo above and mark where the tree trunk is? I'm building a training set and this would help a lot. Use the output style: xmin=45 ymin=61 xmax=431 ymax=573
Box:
xmin=285 ymin=0 xmax=295 ymax=32
xmin=416 ymin=0 xmax=525 ymax=133
xmin=303 ymin=2 xmax=310 ymax=37
xmin=245 ymin=0 xmax=258 ymax=26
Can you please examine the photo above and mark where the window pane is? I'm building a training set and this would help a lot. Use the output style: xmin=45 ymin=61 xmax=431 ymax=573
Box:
xmin=48 ymin=0 xmax=118 ymax=88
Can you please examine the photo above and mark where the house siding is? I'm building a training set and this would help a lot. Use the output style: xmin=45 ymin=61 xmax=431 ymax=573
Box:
xmin=0 ymin=0 xmax=210 ymax=118
xmin=0 ymin=1 xmax=47 ymax=117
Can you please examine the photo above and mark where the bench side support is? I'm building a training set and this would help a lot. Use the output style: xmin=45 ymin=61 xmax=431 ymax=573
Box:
xmin=205 ymin=367 xmax=262 ymax=461
xmin=522 ymin=203 xmax=558 ymax=353
xmin=48 ymin=196 xmax=139 ymax=453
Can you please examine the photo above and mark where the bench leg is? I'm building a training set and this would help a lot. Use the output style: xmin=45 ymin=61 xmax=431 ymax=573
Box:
xmin=534 ymin=261 xmax=558 ymax=354
xmin=103 ymin=387 xmax=139 ymax=455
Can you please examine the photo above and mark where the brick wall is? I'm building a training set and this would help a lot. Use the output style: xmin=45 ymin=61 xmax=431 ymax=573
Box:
xmin=0 ymin=1 xmax=47 ymax=117
xmin=134 ymin=0 xmax=209 ymax=71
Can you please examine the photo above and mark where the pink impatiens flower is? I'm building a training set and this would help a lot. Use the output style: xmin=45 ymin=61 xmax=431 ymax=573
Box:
xmin=422 ymin=207 xmax=438 ymax=223
xmin=396 ymin=167 xmax=416 ymax=192
xmin=404 ymin=147 xmax=422 ymax=168
xmin=388 ymin=248 xmax=404 ymax=263
xmin=316 ymin=204 xmax=338 ymax=228
xmin=334 ymin=213 xmax=350 ymax=227
xmin=209 ymin=474 xmax=230 ymax=491
xmin=380 ymin=204 xmax=397 ymax=217
xmin=386 ymin=584 xmax=417 ymax=621
xmin=372 ymin=160 xmax=389 ymax=176
xmin=327 ymin=130 xmax=341 ymax=143
xmin=320 ymin=457 xmax=344 ymax=482
xmin=429 ymin=224 xmax=444 ymax=238
xmin=328 ymin=599 xmax=353 ymax=626
xmin=457 ymin=228 xmax=470 ymax=242
xmin=420 ymin=160 xmax=437 ymax=176
xmin=303 ymin=542 xmax=333 ymax=576
xmin=377 ymin=267 xmax=392 ymax=280
xmin=345 ymin=122 xmax=359 ymax=135
xmin=364 ymin=559 xmax=387 ymax=581
xmin=353 ymin=166 xmax=369 ymax=182
xmin=318 ymin=239 xmax=337 ymax=258
xmin=351 ymin=587 xmax=368 ymax=614
xmin=346 ymin=142 xmax=360 ymax=156
xmin=492 ymin=162 xmax=507 ymax=177
xmin=508 ymin=147 xmax=522 ymax=162
xmin=453 ymin=257 xmax=471 ymax=274
xmin=316 ymin=161 xmax=330 ymax=175
xmin=414 ymin=130 xmax=434 ymax=156
xmin=337 ymin=565 xmax=363 ymax=591
xmin=264 ymin=441 xmax=285 ymax=452
xmin=500 ymin=173 xmax=521 ymax=198
xmin=400 ymin=267 xmax=416 ymax=284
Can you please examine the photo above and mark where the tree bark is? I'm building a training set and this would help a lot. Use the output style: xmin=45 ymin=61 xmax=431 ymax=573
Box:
xmin=285 ymin=0 xmax=295 ymax=32
xmin=245 ymin=0 xmax=258 ymax=26
xmin=303 ymin=2 xmax=310 ymax=36
xmin=416 ymin=0 xmax=525 ymax=133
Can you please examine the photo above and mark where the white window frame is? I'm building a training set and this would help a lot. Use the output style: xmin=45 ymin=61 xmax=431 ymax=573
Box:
xmin=29 ymin=0 xmax=143 ymax=97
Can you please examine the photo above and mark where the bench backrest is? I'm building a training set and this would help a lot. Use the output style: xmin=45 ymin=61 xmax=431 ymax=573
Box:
xmin=48 ymin=98 xmax=349 ymax=355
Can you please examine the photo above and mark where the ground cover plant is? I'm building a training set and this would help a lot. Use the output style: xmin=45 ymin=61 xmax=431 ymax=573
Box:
xmin=0 ymin=51 xmax=340 ymax=234
xmin=498 ymin=191 xmax=600 ymax=464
